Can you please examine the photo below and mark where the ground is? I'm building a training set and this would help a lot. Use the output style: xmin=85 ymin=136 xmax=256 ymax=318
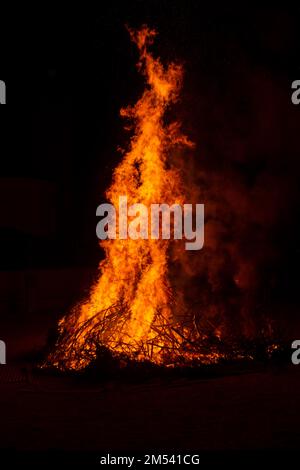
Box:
xmin=0 ymin=359 xmax=299 ymax=466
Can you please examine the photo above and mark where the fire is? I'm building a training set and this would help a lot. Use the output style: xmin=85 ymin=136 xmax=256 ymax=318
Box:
xmin=46 ymin=26 xmax=273 ymax=371
xmin=46 ymin=26 xmax=205 ymax=370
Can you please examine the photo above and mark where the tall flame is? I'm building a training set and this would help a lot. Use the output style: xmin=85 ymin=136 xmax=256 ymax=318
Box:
xmin=47 ymin=26 xmax=200 ymax=370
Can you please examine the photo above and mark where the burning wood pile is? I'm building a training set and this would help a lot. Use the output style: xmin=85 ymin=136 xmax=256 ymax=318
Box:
xmin=44 ymin=26 xmax=278 ymax=372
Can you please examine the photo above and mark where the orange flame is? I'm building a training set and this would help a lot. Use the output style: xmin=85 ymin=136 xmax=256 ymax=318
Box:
xmin=47 ymin=26 xmax=209 ymax=370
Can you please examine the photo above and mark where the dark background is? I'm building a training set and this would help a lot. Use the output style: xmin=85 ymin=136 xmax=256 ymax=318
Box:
xmin=0 ymin=1 xmax=300 ymax=351
xmin=0 ymin=2 xmax=300 ymax=464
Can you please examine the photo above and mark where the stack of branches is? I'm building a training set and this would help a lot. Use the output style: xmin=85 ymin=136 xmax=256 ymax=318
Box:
xmin=44 ymin=300 xmax=253 ymax=371
xmin=43 ymin=299 xmax=281 ymax=371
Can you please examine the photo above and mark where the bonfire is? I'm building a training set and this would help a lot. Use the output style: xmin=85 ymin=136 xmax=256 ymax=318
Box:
xmin=45 ymin=26 xmax=278 ymax=371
